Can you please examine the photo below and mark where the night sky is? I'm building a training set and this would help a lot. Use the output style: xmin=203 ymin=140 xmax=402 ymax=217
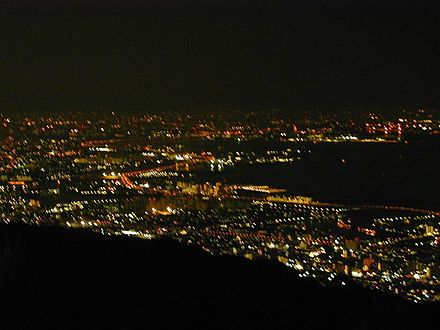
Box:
xmin=1 ymin=0 xmax=440 ymax=113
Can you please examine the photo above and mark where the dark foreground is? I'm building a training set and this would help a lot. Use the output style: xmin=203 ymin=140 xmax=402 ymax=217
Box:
xmin=0 ymin=224 xmax=437 ymax=329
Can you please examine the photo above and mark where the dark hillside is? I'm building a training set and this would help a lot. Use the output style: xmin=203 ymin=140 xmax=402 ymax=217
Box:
xmin=0 ymin=224 xmax=437 ymax=329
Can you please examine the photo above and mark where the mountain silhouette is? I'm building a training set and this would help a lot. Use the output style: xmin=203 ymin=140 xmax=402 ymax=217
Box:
xmin=0 ymin=224 xmax=437 ymax=329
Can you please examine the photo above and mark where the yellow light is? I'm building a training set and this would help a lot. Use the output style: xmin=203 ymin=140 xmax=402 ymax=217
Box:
xmin=294 ymin=263 xmax=304 ymax=271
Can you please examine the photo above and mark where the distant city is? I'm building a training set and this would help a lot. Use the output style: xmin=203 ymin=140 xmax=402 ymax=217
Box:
xmin=1 ymin=108 xmax=439 ymax=303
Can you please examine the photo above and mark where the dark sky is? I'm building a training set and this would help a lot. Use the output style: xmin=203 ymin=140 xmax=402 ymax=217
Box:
xmin=1 ymin=0 xmax=440 ymax=113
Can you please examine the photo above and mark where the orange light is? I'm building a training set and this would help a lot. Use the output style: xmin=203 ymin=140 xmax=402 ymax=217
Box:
xmin=8 ymin=181 xmax=25 ymax=185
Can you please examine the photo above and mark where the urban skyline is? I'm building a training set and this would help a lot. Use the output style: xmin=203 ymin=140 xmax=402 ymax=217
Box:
xmin=1 ymin=109 xmax=439 ymax=303
xmin=1 ymin=1 xmax=439 ymax=328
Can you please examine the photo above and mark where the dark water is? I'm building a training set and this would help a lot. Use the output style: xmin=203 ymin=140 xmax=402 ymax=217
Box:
xmin=198 ymin=142 xmax=440 ymax=210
